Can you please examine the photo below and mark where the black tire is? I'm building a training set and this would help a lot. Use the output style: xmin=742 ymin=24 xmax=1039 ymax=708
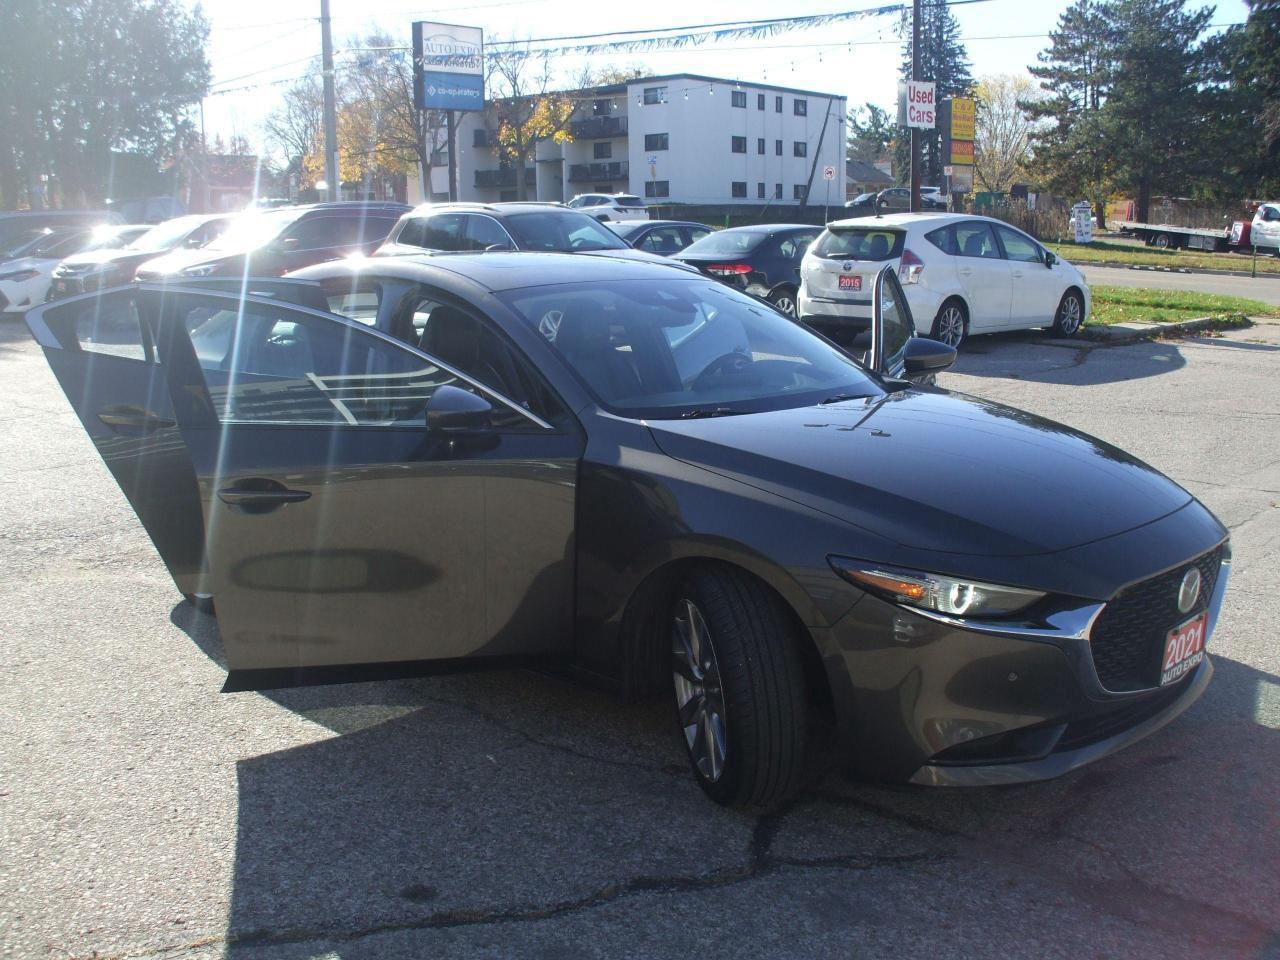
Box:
xmin=670 ymin=565 xmax=809 ymax=808
xmin=930 ymin=298 xmax=968 ymax=349
xmin=183 ymin=593 xmax=216 ymax=615
xmin=1155 ymin=233 xmax=1173 ymax=249
xmin=768 ymin=286 xmax=798 ymax=318
xmin=1052 ymin=289 xmax=1085 ymax=337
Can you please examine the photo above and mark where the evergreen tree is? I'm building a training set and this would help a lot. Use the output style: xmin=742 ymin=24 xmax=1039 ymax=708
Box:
xmin=1024 ymin=0 xmax=1114 ymax=224
xmin=1222 ymin=0 xmax=1280 ymax=193
xmin=846 ymin=103 xmax=895 ymax=164
xmin=895 ymin=2 xmax=972 ymax=186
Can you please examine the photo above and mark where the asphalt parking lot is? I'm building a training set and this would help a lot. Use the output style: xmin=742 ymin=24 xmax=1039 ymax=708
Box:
xmin=2 ymin=317 xmax=1278 ymax=960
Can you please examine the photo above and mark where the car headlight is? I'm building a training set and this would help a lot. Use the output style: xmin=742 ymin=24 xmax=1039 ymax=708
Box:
xmin=181 ymin=263 xmax=219 ymax=277
xmin=829 ymin=558 xmax=1046 ymax=618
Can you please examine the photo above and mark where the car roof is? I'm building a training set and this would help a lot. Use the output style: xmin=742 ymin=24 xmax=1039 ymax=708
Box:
xmin=719 ymin=223 xmax=821 ymax=235
xmin=293 ymin=250 xmax=703 ymax=293
xmin=401 ymin=202 xmax=575 ymax=219
xmin=826 ymin=212 xmax=965 ymax=229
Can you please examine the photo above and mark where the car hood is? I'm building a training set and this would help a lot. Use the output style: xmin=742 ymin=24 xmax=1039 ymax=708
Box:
xmin=134 ymin=247 xmax=231 ymax=276
xmin=59 ymin=247 xmax=166 ymax=269
xmin=646 ymin=389 xmax=1192 ymax=557
xmin=1 ymin=256 xmax=56 ymax=273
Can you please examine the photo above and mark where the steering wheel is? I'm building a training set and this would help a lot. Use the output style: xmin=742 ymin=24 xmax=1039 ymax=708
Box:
xmin=692 ymin=351 xmax=753 ymax=390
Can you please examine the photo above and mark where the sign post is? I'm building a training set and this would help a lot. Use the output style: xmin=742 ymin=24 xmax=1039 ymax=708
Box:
xmin=940 ymin=96 xmax=975 ymax=211
xmin=822 ymin=164 xmax=836 ymax=223
xmin=413 ymin=21 xmax=485 ymax=202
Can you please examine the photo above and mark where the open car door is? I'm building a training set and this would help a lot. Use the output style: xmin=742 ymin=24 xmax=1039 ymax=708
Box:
xmin=869 ymin=264 xmax=916 ymax=380
xmin=25 ymin=288 xmax=208 ymax=598
xmin=149 ymin=284 xmax=581 ymax=691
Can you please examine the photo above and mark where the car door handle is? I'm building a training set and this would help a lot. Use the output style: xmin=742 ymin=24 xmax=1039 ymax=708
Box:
xmin=97 ymin=405 xmax=177 ymax=432
xmin=218 ymin=480 xmax=311 ymax=510
xmin=959 ymin=267 xmax=973 ymax=277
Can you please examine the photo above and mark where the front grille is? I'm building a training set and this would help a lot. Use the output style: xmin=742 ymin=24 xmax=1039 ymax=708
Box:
xmin=1056 ymin=674 xmax=1194 ymax=750
xmin=1089 ymin=544 xmax=1225 ymax=691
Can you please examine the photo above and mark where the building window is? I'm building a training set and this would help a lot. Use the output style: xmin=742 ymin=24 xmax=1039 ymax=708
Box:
xmin=593 ymin=99 xmax=610 ymax=115
xmin=794 ymin=99 xmax=808 ymax=117
xmin=644 ymin=132 xmax=669 ymax=151
xmin=756 ymin=138 xmax=765 ymax=155
xmin=757 ymin=182 xmax=765 ymax=199
xmin=793 ymin=184 xmax=808 ymax=200
xmin=774 ymin=183 xmax=782 ymax=199
xmin=500 ymin=190 xmax=518 ymax=202
xmin=593 ymin=142 xmax=612 ymax=160
xmin=645 ymin=180 xmax=670 ymax=198
xmin=473 ymin=128 xmax=489 ymax=147
xmin=731 ymin=181 xmax=747 ymax=198
xmin=731 ymin=136 xmax=747 ymax=154
xmin=793 ymin=141 xmax=807 ymax=157
xmin=775 ymin=95 xmax=783 ymax=113
xmin=774 ymin=139 xmax=782 ymax=156
xmin=643 ymin=86 xmax=668 ymax=105
xmin=757 ymin=93 xmax=765 ymax=110
xmin=731 ymin=90 xmax=747 ymax=108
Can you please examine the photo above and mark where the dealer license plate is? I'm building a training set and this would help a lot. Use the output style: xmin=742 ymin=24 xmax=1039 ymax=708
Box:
xmin=838 ymin=274 xmax=862 ymax=291
xmin=1160 ymin=612 xmax=1207 ymax=686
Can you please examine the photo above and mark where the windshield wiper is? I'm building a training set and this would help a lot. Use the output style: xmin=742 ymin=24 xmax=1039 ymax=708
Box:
xmin=680 ymin=406 xmax=747 ymax=419
xmin=819 ymin=393 xmax=871 ymax=405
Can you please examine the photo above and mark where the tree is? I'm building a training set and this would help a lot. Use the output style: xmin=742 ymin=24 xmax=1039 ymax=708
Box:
xmin=974 ymin=74 xmax=1039 ymax=192
xmin=846 ymin=103 xmax=894 ymax=164
xmin=1024 ymin=0 xmax=1118 ymax=225
xmin=896 ymin=3 xmax=973 ymax=186
xmin=264 ymin=72 xmax=326 ymax=191
xmin=0 ymin=0 xmax=210 ymax=208
xmin=1219 ymin=0 xmax=1280 ymax=195
xmin=483 ymin=45 xmax=584 ymax=201
xmin=1101 ymin=0 xmax=1214 ymax=221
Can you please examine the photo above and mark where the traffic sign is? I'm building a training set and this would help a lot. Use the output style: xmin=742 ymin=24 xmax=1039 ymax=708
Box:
xmin=823 ymin=165 xmax=836 ymax=181
xmin=647 ymin=154 xmax=658 ymax=165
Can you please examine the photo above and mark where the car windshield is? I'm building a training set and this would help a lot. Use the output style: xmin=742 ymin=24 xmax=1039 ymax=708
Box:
xmin=678 ymin=230 xmax=766 ymax=257
xmin=205 ymin=209 xmax=304 ymax=251
xmin=501 ymin=277 xmax=882 ymax=418
xmin=93 ymin=226 xmax=150 ymax=249
xmin=812 ymin=227 xmax=905 ymax=261
xmin=503 ymin=212 xmax=629 ymax=251
xmin=1 ymin=229 xmax=52 ymax=258
xmin=125 ymin=216 xmax=204 ymax=252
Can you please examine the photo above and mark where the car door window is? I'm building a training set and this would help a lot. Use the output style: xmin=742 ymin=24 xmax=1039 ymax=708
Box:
xmin=639 ymin=226 xmax=685 ymax=255
xmin=404 ymin=291 xmax=566 ymax=429
xmin=685 ymin=227 xmax=711 ymax=246
xmin=176 ymin=298 xmax=466 ymax=426
xmin=872 ymin=265 xmax=914 ymax=377
xmin=42 ymin=292 xmax=152 ymax=362
xmin=397 ymin=214 xmax=466 ymax=251
xmin=322 ymin=279 xmax=383 ymax=325
xmin=954 ymin=221 xmax=1002 ymax=259
xmin=995 ymin=225 xmax=1043 ymax=263
xmin=464 ymin=215 xmax=513 ymax=251
xmin=777 ymin=233 xmax=818 ymax=259
xmin=280 ymin=217 xmax=350 ymax=251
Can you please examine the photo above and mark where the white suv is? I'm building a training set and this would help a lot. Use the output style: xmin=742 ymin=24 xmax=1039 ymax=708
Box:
xmin=566 ymin=193 xmax=649 ymax=223
xmin=798 ymin=213 xmax=1090 ymax=349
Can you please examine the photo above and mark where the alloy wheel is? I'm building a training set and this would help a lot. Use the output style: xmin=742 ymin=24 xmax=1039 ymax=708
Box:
xmin=672 ymin=597 xmax=728 ymax=782
xmin=1058 ymin=295 xmax=1082 ymax=334
xmin=772 ymin=295 xmax=796 ymax=317
xmin=936 ymin=305 xmax=965 ymax=347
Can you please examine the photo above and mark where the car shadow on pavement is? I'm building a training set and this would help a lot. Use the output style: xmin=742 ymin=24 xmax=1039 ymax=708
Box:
xmin=951 ymin=331 xmax=1191 ymax=386
xmin=168 ymin=603 xmax=1280 ymax=958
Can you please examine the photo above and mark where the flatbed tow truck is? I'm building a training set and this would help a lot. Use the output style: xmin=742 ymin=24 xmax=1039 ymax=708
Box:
xmin=1115 ymin=220 xmax=1233 ymax=251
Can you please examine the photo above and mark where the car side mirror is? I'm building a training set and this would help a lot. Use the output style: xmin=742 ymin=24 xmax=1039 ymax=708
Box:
xmin=426 ymin=384 xmax=494 ymax=434
xmin=1044 ymin=250 xmax=1057 ymax=267
xmin=903 ymin=337 xmax=956 ymax=375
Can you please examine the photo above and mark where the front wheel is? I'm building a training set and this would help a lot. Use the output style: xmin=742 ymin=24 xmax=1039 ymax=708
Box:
xmin=671 ymin=566 xmax=809 ymax=808
xmin=930 ymin=299 xmax=968 ymax=349
xmin=768 ymin=286 xmax=798 ymax=318
xmin=1052 ymin=290 xmax=1085 ymax=337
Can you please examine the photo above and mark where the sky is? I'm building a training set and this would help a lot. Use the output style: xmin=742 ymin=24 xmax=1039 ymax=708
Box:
xmin=199 ymin=0 xmax=1251 ymax=151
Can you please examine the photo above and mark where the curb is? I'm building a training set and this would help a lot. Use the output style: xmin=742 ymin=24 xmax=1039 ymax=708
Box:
xmin=1073 ymin=259 xmax=1280 ymax=280
xmin=1080 ymin=315 xmax=1254 ymax=343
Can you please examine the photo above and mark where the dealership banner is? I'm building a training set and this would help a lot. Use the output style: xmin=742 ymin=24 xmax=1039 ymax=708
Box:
xmin=413 ymin=21 xmax=484 ymax=111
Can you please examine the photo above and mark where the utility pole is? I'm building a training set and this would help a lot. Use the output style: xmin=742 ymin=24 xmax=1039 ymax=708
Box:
xmin=320 ymin=0 xmax=339 ymax=202
xmin=910 ymin=0 xmax=921 ymax=213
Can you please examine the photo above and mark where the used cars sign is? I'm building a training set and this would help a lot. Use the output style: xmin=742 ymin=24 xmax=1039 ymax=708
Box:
xmin=898 ymin=80 xmax=936 ymax=129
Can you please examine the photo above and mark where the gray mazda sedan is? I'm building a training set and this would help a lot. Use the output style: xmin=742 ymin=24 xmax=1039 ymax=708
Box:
xmin=26 ymin=253 xmax=1228 ymax=807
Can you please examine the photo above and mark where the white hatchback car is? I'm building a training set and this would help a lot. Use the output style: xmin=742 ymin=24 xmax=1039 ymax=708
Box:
xmin=798 ymin=213 xmax=1090 ymax=349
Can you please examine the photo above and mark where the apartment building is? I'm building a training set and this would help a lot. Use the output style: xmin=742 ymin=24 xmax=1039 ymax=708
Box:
xmin=419 ymin=73 xmax=847 ymax=208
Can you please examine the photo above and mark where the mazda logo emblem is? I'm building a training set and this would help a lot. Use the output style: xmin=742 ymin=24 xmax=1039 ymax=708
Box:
xmin=1177 ymin=567 xmax=1202 ymax=614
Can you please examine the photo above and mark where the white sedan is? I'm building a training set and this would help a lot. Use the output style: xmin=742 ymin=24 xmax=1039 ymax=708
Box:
xmin=0 ymin=224 xmax=147 ymax=314
xmin=798 ymin=213 xmax=1090 ymax=349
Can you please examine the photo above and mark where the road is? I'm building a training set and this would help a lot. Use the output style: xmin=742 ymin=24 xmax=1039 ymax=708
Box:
xmin=2 ymin=317 xmax=1279 ymax=959
xmin=1080 ymin=262 xmax=1280 ymax=305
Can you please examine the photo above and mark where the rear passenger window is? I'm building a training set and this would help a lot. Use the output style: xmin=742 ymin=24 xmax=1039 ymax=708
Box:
xmin=324 ymin=283 xmax=381 ymax=325
xmin=925 ymin=225 xmax=958 ymax=256
xmin=953 ymin=222 xmax=1001 ymax=259
xmin=397 ymin=214 xmax=465 ymax=251
xmin=777 ymin=233 xmax=818 ymax=258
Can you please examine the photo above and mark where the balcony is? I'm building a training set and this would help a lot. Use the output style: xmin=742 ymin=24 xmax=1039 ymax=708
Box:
xmin=569 ymin=115 xmax=628 ymax=140
xmin=474 ymin=168 xmax=537 ymax=188
xmin=568 ymin=161 xmax=629 ymax=183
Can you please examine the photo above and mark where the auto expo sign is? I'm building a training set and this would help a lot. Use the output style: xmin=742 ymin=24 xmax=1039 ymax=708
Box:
xmin=413 ymin=21 xmax=484 ymax=112
xmin=897 ymin=80 xmax=936 ymax=129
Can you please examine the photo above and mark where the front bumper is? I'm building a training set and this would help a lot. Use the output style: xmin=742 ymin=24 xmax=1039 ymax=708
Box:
xmin=824 ymin=545 xmax=1229 ymax=786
